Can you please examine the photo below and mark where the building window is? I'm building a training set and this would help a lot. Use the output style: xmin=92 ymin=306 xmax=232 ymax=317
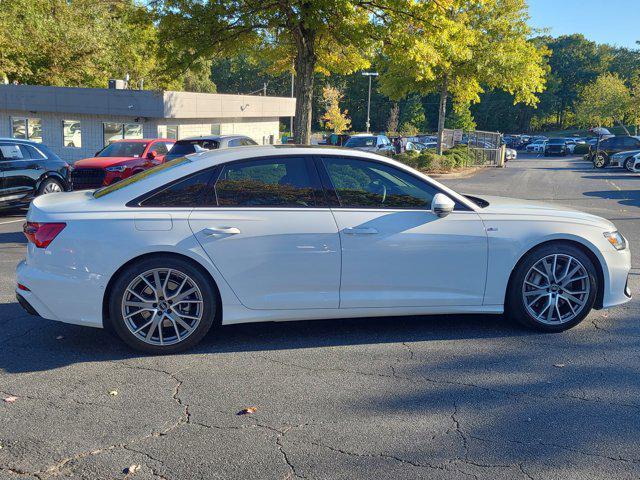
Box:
xmin=210 ymin=124 xmax=221 ymax=135
xmin=11 ymin=117 xmax=42 ymax=142
xmin=158 ymin=125 xmax=179 ymax=140
xmin=103 ymin=122 xmax=143 ymax=145
xmin=63 ymin=120 xmax=81 ymax=147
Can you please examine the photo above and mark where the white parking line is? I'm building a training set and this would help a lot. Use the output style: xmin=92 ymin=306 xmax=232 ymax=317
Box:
xmin=0 ymin=218 xmax=26 ymax=225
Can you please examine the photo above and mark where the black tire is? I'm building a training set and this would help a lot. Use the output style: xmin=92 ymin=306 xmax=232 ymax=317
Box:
xmin=108 ymin=256 xmax=218 ymax=353
xmin=506 ymin=243 xmax=598 ymax=332
xmin=624 ymin=157 xmax=635 ymax=172
xmin=593 ymin=152 xmax=608 ymax=168
xmin=37 ymin=177 xmax=63 ymax=195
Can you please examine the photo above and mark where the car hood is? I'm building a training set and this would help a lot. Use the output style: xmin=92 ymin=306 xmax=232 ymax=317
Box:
xmin=73 ymin=157 xmax=137 ymax=169
xmin=473 ymin=195 xmax=614 ymax=229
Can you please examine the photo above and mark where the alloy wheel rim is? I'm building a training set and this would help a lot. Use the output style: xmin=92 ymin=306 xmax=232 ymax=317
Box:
xmin=594 ymin=155 xmax=605 ymax=167
xmin=43 ymin=182 xmax=62 ymax=194
xmin=122 ymin=268 xmax=204 ymax=346
xmin=522 ymin=254 xmax=590 ymax=325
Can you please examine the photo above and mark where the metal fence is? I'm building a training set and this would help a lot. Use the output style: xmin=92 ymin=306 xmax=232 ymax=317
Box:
xmin=443 ymin=128 xmax=505 ymax=167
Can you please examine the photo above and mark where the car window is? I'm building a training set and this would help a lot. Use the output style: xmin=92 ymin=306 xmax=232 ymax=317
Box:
xmin=242 ymin=138 xmax=257 ymax=146
xmin=20 ymin=145 xmax=46 ymax=159
xmin=215 ymin=157 xmax=319 ymax=207
xmin=0 ymin=143 xmax=24 ymax=160
xmin=228 ymin=139 xmax=241 ymax=147
xmin=622 ymin=137 xmax=638 ymax=147
xmin=151 ymin=142 xmax=169 ymax=155
xmin=139 ymin=168 xmax=217 ymax=207
xmin=345 ymin=136 xmax=376 ymax=147
xmin=98 ymin=142 xmax=147 ymax=157
xmin=321 ymin=157 xmax=438 ymax=209
xmin=169 ymin=139 xmax=219 ymax=156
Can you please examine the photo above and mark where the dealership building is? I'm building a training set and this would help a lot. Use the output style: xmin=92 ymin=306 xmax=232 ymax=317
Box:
xmin=0 ymin=84 xmax=296 ymax=162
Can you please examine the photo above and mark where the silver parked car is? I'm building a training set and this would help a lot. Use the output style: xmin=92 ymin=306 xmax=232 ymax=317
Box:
xmin=344 ymin=134 xmax=394 ymax=153
xmin=165 ymin=135 xmax=257 ymax=161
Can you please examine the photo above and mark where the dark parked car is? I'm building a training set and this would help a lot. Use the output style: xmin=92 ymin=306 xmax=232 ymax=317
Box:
xmin=164 ymin=135 xmax=258 ymax=162
xmin=544 ymin=138 xmax=569 ymax=156
xmin=588 ymin=135 xmax=640 ymax=168
xmin=0 ymin=138 xmax=71 ymax=208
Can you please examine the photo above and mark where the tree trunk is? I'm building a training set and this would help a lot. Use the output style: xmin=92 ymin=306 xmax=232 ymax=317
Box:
xmin=436 ymin=75 xmax=449 ymax=155
xmin=292 ymin=30 xmax=316 ymax=144
xmin=615 ymin=117 xmax=631 ymax=136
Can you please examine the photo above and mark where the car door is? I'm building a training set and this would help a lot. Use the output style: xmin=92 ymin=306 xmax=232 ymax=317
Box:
xmin=0 ymin=142 xmax=43 ymax=202
xmin=188 ymin=155 xmax=341 ymax=310
xmin=318 ymin=155 xmax=488 ymax=308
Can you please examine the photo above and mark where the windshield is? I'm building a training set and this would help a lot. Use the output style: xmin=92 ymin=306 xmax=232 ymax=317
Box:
xmin=93 ymin=157 xmax=191 ymax=198
xmin=98 ymin=142 xmax=147 ymax=158
xmin=345 ymin=136 xmax=376 ymax=147
xmin=169 ymin=139 xmax=220 ymax=156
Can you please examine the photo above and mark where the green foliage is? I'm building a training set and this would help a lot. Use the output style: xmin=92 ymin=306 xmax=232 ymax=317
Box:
xmin=399 ymin=122 xmax=419 ymax=136
xmin=573 ymin=144 xmax=591 ymax=155
xmin=446 ymin=105 xmax=476 ymax=131
xmin=575 ymin=73 xmax=634 ymax=132
xmin=320 ymin=86 xmax=351 ymax=133
xmin=399 ymin=95 xmax=426 ymax=131
xmin=392 ymin=145 xmax=474 ymax=173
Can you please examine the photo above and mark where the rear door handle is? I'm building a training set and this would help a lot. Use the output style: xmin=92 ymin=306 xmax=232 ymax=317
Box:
xmin=344 ymin=227 xmax=378 ymax=235
xmin=203 ymin=226 xmax=241 ymax=235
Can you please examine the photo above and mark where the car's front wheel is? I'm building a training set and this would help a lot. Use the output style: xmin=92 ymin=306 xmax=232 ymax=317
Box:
xmin=624 ymin=157 xmax=635 ymax=172
xmin=109 ymin=256 xmax=217 ymax=353
xmin=507 ymin=243 xmax=598 ymax=332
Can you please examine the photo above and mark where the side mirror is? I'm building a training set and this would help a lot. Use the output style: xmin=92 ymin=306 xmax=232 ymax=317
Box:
xmin=431 ymin=193 xmax=455 ymax=218
xmin=147 ymin=150 xmax=157 ymax=159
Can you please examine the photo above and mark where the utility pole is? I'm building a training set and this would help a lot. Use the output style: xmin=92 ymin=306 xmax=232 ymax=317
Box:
xmin=361 ymin=72 xmax=378 ymax=133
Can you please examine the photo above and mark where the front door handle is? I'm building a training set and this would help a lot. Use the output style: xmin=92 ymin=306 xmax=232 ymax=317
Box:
xmin=203 ymin=226 xmax=241 ymax=235
xmin=344 ymin=227 xmax=378 ymax=235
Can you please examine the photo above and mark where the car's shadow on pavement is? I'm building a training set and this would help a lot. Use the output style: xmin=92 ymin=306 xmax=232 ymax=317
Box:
xmin=0 ymin=299 xmax=533 ymax=374
xmin=583 ymin=189 xmax=640 ymax=208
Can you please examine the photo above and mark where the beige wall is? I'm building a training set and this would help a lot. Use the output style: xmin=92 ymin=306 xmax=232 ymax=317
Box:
xmin=156 ymin=117 xmax=281 ymax=144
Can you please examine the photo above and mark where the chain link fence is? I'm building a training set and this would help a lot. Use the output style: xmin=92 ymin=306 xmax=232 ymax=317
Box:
xmin=443 ymin=128 xmax=505 ymax=167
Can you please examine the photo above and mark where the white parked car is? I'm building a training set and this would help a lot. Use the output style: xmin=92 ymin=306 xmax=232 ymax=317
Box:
xmin=505 ymin=148 xmax=517 ymax=161
xmin=525 ymin=140 xmax=547 ymax=153
xmin=630 ymin=153 xmax=640 ymax=173
xmin=16 ymin=147 xmax=631 ymax=353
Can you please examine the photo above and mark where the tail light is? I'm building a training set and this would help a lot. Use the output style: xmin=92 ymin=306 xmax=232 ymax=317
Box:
xmin=23 ymin=222 xmax=66 ymax=248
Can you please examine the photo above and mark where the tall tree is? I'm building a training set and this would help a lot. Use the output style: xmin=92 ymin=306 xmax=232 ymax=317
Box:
xmin=378 ymin=0 xmax=547 ymax=153
xmin=575 ymin=73 xmax=634 ymax=134
xmin=154 ymin=0 xmax=443 ymax=144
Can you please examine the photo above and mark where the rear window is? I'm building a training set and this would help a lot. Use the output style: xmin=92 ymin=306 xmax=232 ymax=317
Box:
xmin=345 ymin=136 xmax=376 ymax=147
xmin=169 ymin=139 xmax=220 ymax=156
xmin=93 ymin=157 xmax=191 ymax=198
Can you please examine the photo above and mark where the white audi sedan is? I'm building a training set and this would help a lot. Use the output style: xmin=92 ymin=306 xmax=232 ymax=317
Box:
xmin=16 ymin=146 xmax=631 ymax=353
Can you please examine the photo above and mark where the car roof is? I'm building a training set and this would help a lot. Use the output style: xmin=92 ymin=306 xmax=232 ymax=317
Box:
xmin=0 ymin=137 xmax=43 ymax=145
xmin=176 ymin=135 xmax=252 ymax=142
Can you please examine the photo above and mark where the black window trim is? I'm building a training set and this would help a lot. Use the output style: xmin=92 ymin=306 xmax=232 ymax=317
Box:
xmin=313 ymin=154 xmax=472 ymax=212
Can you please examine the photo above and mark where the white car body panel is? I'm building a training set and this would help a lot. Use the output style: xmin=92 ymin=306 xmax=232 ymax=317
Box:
xmin=15 ymin=146 xmax=631 ymax=330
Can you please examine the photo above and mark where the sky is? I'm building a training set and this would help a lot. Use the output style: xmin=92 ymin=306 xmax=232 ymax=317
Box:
xmin=527 ymin=0 xmax=640 ymax=49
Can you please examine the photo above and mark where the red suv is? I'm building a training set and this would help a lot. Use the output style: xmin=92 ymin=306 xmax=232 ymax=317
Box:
xmin=71 ymin=139 xmax=175 ymax=190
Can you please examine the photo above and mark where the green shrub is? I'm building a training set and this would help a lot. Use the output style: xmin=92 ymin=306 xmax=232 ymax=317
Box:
xmin=574 ymin=144 xmax=591 ymax=155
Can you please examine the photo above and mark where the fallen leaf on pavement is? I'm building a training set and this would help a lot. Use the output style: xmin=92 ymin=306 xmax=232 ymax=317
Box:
xmin=237 ymin=407 xmax=257 ymax=415
xmin=3 ymin=396 xmax=17 ymax=403
xmin=553 ymin=363 xmax=566 ymax=368
xmin=109 ymin=390 xmax=118 ymax=396
xmin=123 ymin=464 xmax=141 ymax=474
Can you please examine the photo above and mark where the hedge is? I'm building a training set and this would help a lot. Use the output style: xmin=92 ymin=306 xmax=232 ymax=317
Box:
xmin=392 ymin=145 xmax=476 ymax=173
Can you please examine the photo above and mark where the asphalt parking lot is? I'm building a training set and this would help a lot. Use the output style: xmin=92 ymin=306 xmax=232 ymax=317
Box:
xmin=1 ymin=153 xmax=639 ymax=480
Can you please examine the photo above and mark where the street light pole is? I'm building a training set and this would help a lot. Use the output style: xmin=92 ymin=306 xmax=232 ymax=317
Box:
xmin=362 ymin=72 xmax=378 ymax=133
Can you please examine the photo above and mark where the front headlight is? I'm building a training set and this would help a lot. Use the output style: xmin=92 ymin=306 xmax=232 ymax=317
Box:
xmin=105 ymin=165 xmax=127 ymax=172
xmin=604 ymin=231 xmax=627 ymax=251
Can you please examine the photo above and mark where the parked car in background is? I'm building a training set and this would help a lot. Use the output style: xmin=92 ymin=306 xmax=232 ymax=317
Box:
xmin=343 ymin=134 xmax=394 ymax=153
xmin=505 ymin=148 xmax=517 ymax=161
xmin=0 ymin=138 xmax=71 ymax=207
xmin=323 ymin=133 xmax=351 ymax=146
xmin=629 ymin=152 xmax=640 ymax=173
xmin=589 ymin=136 xmax=640 ymax=168
xmin=608 ymin=149 xmax=640 ymax=171
xmin=164 ymin=135 xmax=258 ymax=162
xmin=72 ymin=139 xmax=175 ymax=190
xmin=405 ymin=141 xmax=435 ymax=152
xmin=544 ymin=138 xmax=569 ymax=156
xmin=525 ymin=139 xmax=547 ymax=153
xmin=16 ymin=146 xmax=631 ymax=353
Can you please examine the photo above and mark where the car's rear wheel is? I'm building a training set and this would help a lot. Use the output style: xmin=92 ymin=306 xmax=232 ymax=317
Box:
xmin=38 ymin=178 xmax=63 ymax=195
xmin=593 ymin=153 xmax=608 ymax=168
xmin=109 ymin=256 xmax=217 ymax=353
xmin=507 ymin=243 xmax=597 ymax=332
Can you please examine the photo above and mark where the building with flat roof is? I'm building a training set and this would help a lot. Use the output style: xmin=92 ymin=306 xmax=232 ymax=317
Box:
xmin=0 ymin=84 xmax=296 ymax=162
